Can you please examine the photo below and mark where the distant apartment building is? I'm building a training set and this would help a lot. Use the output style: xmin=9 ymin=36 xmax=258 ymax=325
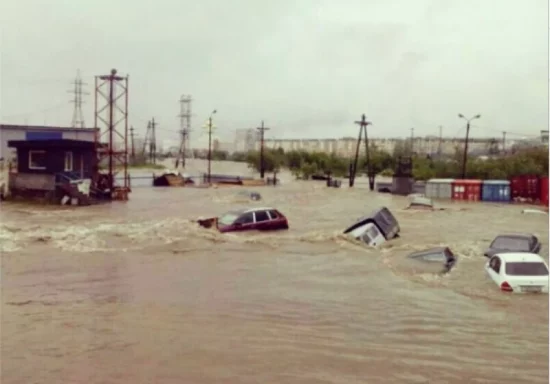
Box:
xmin=234 ymin=128 xmax=257 ymax=152
xmin=541 ymin=130 xmax=549 ymax=144
xmin=213 ymin=138 xmax=234 ymax=153
xmin=256 ymin=136 xmax=504 ymax=158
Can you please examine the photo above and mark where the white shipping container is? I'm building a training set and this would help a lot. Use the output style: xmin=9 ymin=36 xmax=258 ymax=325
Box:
xmin=425 ymin=178 xmax=455 ymax=199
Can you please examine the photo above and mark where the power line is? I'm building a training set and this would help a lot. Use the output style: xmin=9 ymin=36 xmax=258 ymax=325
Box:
xmin=471 ymin=124 xmax=540 ymax=138
xmin=1 ymin=103 xmax=68 ymax=119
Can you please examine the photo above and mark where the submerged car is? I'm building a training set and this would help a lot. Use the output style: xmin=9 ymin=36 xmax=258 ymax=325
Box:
xmin=236 ymin=190 xmax=262 ymax=201
xmin=197 ymin=207 xmax=289 ymax=233
xmin=406 ymin=196 xmax=434 ymax=210
xmin=152 ymin=170 xmax=194 ymax=187
xmin=484 ymin=233 xmax=541 ymax=258
xmin=407 ymin=247 xmax=457 ymax=274
xmin=343 ymin=207 xmax=400 ymax=247
xmin=485 ymin=252 xmax=549 ymax=293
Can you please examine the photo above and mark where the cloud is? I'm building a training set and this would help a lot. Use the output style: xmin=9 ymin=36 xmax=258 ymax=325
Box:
xmin=0 ymin=0 xmax=547 ymax=147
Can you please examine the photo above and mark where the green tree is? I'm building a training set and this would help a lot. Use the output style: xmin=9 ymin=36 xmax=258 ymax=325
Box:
xmin=238 ymin=144 xmax=548 ymax=181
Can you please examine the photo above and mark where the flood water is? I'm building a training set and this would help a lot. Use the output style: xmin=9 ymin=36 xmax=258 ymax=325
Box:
xmin=1 ymin=159 xmax=548 ymax=384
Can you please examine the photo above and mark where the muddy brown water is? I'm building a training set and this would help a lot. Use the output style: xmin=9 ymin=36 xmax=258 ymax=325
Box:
xmin=1 ymin=160 xmax=548 ymax=384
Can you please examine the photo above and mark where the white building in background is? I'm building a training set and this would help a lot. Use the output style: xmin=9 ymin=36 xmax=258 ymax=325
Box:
xmin=541 ymin=130 xmax=548 ymax=144
xmin=234 ymin=128 xmax=257 ymax=152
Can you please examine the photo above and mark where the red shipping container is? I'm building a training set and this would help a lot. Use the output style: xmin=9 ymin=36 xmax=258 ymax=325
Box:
xmin=510 ymin=175 xmax=540 ymax=201
xmin=452 ymin=179 xmax=482 ymax=201
xmin=539 ymin=176 xmax=549 ymax=206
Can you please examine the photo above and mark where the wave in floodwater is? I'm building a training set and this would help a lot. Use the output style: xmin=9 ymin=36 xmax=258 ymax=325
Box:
xmin=1 ymin=170 xmax=548 ymax=384
xmin=1 ymin=211 xmax=526 ymax=304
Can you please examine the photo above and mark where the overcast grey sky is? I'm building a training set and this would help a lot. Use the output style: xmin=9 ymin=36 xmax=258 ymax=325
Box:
xmin=0 ymin=0 xmax=547 ymax=147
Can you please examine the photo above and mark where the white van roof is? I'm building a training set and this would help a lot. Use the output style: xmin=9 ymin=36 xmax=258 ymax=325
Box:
xmin=496 ymin=252 xmax=545 ymax=263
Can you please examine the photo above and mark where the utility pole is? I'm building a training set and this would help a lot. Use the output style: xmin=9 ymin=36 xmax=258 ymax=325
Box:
xmin=350 ymin=114 xmax=373 ymax=190
xmin=458 ymin=113 xmax=481 ymax=179
xmin=130 ymin=126 xmax=135 ymax=162
xmin=410 ymin=127 xmax=415 ymax=154
xmin=143 ymin=121 xmax=151 ymax=157
xmin=143 ymin=119 xmax=157 ymax=164
xmin=150 ymin=118 xmax=157 ymax=164
xmin=69 ymin=69 xmax=89 ymax=128
xmin=177 ymin=95 xmax=192 ymax=168
xmin=437 ymin=126 xmax=443 ymax=156
xmin=502 ymin=131 xmax=507 ymax=153
xmin=256 ymin=120 xmax=270 ymax=178
xmin=203 ymin=110 xmax=217 ymax=184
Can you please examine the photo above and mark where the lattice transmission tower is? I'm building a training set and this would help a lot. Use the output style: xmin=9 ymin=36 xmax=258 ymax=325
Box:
xmin=93 ymin=68 xmax=130 ymax=200
xmin=177 ymin=95 xmax=192 ymax=168
xmin=69 ymin=69 xmax=89 ymax=128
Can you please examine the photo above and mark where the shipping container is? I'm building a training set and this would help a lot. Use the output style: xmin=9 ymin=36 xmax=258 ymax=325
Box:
xmin=481 ymin=180 xmax=511 ymax=203
xmin=539 ymin=176 xmax=548 ymax=206
xmin=425 ymin=178 xmax=455 ymax=199
xmin=452 ymin=179 xmax=482 ymax=201
xmin=510 ymin=175 xmax=540 ymax=201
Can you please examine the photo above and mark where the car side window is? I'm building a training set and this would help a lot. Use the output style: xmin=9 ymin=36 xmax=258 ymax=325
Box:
xmin=267 ymin=210 xmax=279 ymax=220
xmin=490 ymin=256 xmax=501 ymax=273
xmin=254 ymin=210 xmax=270 ymax=222
xmin=236 ymin=212 xmax=254 ymax=224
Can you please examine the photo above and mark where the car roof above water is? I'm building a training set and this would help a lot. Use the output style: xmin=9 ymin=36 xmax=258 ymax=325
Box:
xmin=344 ymin=207 xmax=399 ymax=237
xmin=408 ymin=247 xmax=450 ymax=258
xmin=494 ymin=252 xmax=545 ymax=262
xmin=493 ymin=233 xmax=535 ymax=240
xmin=243 ymin=207 xmax=275 ymax=213
xmin=223 ymin=207 xmax=276 ymax=215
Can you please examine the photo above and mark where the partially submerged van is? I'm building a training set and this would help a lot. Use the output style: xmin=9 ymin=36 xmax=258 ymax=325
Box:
xmin=343 ymin=207 xmax=400 ymax=247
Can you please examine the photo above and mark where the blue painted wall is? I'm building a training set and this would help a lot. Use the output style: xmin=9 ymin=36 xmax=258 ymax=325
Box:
xmin=26 ymin=131 xmax=63 ymax=140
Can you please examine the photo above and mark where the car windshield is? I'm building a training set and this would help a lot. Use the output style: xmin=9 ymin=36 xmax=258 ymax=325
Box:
xmin=505 ymin=262 xmax=548 ymax=276
xmin=218 ymin=212 xmax=240 ymax=226
xmin=490 ymin=236 xmax=531 ymax=251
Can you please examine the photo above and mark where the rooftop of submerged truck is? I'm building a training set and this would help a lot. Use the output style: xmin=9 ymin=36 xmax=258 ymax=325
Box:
xmin=343 ymin=206 xmax=400 ymax=239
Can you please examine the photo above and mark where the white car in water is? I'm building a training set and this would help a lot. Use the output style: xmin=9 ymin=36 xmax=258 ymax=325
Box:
xmin=485 ymin=252 xmax=549 ymax=293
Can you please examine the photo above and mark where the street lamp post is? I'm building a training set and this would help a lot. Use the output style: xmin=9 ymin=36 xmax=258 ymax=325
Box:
xmin=458 ymin=113 xmax=481 ymax=179
xmin=205 ymin=110 xmax=217 ymax=184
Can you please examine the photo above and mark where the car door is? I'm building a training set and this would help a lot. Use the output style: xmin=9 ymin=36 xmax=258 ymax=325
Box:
xmin=253 ymin=210 xmax=271 ymax=231
xmin=486 ymin=256 xmax=503 ymax=286
xmin=267 ymin=209 xmax=285 ymax=230
xmin=233 ymin=212 xmax=255 ymax=231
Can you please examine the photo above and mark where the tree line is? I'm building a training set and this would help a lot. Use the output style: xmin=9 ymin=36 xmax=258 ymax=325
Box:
xmin=133 ymin=141 xmax=548 ymax=181
xmin=228 ymin=143 xmax=549 ymax=181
